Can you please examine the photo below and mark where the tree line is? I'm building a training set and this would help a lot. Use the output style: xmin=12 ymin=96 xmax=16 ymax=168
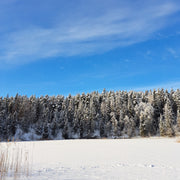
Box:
xmin=0 ymin=89 xmax=180 ymax=141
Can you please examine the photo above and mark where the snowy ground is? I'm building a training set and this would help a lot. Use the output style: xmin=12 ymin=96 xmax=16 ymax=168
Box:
xmin=1 ymin=138 xmax=180 ymax=180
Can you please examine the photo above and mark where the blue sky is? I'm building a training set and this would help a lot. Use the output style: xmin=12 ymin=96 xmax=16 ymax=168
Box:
xmin=0 ymin=0 xmax=180 ymax=97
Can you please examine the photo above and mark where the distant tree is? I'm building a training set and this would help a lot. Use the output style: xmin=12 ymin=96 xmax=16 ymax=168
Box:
xmin=176 ymin=109 xmax=180 ymax=134
xmin=0 ymin=89 xmax=180 ymax=141
xmin=159 ymin=114 xmax=166 ymax=136
xmin=135 ymin=102 xmax=154 ymax=136
xmin=108 ymin=112 xmax=118 ymax=137
xmin=123 ymin=115 xmax=135 ymax=138
xmin=164 ymin=98 xmax=175 ymax=136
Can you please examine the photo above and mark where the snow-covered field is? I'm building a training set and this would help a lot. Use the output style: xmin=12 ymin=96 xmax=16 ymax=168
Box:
xmin=1 ymin=138 xmax=180 ymax=180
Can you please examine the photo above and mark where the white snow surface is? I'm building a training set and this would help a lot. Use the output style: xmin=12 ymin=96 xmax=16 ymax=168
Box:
xmin=1 ymin=138 xmax=180 ymax=180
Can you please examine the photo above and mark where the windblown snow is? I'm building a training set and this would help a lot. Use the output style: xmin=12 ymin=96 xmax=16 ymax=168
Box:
xmin=1 ymin=138 xmax=180 ymax=180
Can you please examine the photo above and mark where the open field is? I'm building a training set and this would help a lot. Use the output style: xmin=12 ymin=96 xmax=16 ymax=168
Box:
xmin=1 ymin=138 xmax=180 ymax=180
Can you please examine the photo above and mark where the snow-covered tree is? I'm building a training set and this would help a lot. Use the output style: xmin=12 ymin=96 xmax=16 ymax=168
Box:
xmin=176 ymin=109 xmax=180 ymax=135
xmin=159 ymin=114 xmax=166 ymax=136
xmin=0 ymin=89 xmax=180 ymax=141
xmin=135 ymin=102 xmax=154 ymax=136
xmin=164 ymin=98 xmax=175 ymax=136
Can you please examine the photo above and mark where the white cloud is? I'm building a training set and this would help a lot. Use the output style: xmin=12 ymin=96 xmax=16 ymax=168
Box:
xmin=133 ymin=81 xmax=180 ymax=91
xmin=167 ymin=48 xmax=179 ymax=58
xmin=0 ymin=0 xmax=180 ymax=65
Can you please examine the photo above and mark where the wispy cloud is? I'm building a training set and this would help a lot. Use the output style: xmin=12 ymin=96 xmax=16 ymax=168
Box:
xmin=167 ymin=48 xmax=179 ymax=59
xmin=0 ymin=0 xmax=180 ymax=65
xmin=133 ymin=81 xmax=180 ymax=91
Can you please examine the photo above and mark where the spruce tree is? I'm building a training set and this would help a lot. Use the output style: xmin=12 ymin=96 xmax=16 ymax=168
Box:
xmin=159 ymin=114 xmax=166 ymax=136
xmin=164 ymin=98 xmax=175 ymax=136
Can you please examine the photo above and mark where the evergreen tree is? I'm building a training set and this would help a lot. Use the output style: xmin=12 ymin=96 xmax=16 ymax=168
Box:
xmin=123 ymin=115 xmax=135 ymax=137
xmin=159 ymin=114 xmax=166 ymax=136
xmin=164 ymin=98 xmax=175 ymax=136
xmin=0 ymin=89 xmax=180 ymax=141
xmin=176 ymin=109 xmax=180 ymax=134
xmin=135 ymin=102 xmax=154 ymax=136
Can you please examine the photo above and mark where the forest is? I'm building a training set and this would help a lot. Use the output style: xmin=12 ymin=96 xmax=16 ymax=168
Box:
xmin=0 ymin=89 xmax=180 ymax=141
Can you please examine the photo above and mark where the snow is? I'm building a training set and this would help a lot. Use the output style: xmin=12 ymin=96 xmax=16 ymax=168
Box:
xmin=1 ymin=138 xmax=180 ymax=180
xmin=14 ymin=128 xmax=42 ymax=141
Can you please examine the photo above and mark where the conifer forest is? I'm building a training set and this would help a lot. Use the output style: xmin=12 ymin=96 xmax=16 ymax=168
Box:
xmin=0 ymin=89 xmax=180 ymax=141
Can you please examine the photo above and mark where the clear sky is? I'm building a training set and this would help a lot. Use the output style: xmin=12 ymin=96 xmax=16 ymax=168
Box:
xmin=0 ymin=0 xmax=180 ymax=97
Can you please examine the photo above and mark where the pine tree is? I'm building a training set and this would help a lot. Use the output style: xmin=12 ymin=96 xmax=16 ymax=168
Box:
xmin=0 ymin=89 xmax=180 ymax=140
xmin=135 ymin=102 xmax=154 ymax=136
xmin=164 ymin=98 xmax=175 ymax=136
xmin=109 ymin=112 xmax=118 ymax=137
xmin=159 ymin=114 xmax=166 ymax=136
xmin=177 ymin=109 xmax=180 ymax=132
xmin=123 ymin=115 xmax=135 ymax=137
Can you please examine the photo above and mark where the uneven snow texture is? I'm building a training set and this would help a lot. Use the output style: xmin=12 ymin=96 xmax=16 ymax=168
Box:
xmin=1 ymin=138 xmax=180 ymax=180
